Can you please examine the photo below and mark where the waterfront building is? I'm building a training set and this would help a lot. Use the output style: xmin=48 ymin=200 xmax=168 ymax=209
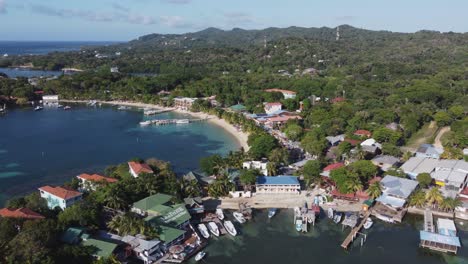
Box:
xmin=184 ymin=197 xmax=204 ymax=214
xmin=122 ymin=235 xmax=162 ymax=264
xmin=243 ymin=160 xmax=268 ymax=176
xmin=420 ymin=217 xmax=461 ymax=254
xmin=431 ymin=159 xmax=468 ymax=196
xmin=173 ymin=97 xmax=197 ymax=110
xmin=76 ymin=173 xmax=118 ymax=191
xmin=264 ymin=89 xmax=297 ymax=99
xmin=415 ymin=144 xmax=443 ymax=159
xmin=376 ymin=175 xmax=418 ymax=209
xmin=128 ymin=161 xmax=153 ymax=178
xmin=371 ymin=155 xmax=400 ymax=171
xmin=264 ymin=102 xmax=282 ymax=115
xmin=255 ymin=176 xmax=300 ymax=194
xmin=0 ymin=207 xmax=44 ymax=219
xmin=42 ymin=95 xmax=59 ymax=103
xmin=38 ymin=185 xmax=82 ymax=210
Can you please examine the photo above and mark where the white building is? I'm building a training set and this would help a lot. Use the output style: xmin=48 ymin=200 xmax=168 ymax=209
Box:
xmin=173 ymin=97 xmax=197 ymax=111
xmin=242 ymin=160 xmax=268 ymax=176
xmin=42 ymin=95 xmax=59 ymax=103
xmin=255 ymin=176 xmax=300 ymax=194
xmin=110 ymin=67 xmax=119 ymax=73
xmin=264 ymin=102 xmax=282 ymax=115
xmin=38 ymin=186 xmax=82 ymax=210
xmin=265 ymin=89 xmax=297 ymax=99
xmin=76 ymin=173 xmax=118 ymax=191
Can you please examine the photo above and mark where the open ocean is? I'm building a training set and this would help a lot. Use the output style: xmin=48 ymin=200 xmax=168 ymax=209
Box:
xmin=0 ymin=41 xmax=118 ymax=55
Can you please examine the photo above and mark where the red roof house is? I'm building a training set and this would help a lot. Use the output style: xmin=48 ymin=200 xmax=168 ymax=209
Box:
xmin=77 ymin=173 xmax=118 ymax=183
xmin=320 ymin=162 xmax=345 ymax=178
xmin=128 ymin=161 xmax=153 ymax=178
xmin=38 ymin=186 xmax=83 ymax=209
xmin=331 ymin=97 xmax=345 ymax=104
xmin=354 ymin=130 xmax=372 ymax=137
xmin=0 ymin=208 xmax=45 ymax=219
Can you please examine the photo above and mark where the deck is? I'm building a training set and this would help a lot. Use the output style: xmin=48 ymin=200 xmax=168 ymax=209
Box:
xmin=341 ymin=211 xmax=371 ymax=249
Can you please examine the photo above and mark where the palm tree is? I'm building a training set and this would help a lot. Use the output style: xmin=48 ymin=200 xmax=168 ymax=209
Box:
xmin=409 ymin=190 xmax=426 ymax=208
xmin=425 ymin=187 xmax=444 ymax=208
xmin=439 ymin=197 xmax=462 ymax=212
xmin=366 ymin=182 xmax=383 ymax=199
xmin=346 ymin=177 xmax=363 ymax=194
xmin=266 ymin=162 xmax=278 ymax=176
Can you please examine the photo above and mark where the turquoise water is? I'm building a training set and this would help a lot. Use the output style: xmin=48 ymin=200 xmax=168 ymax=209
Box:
xmin=0 ymin=105 xmax=240 ymax=205
xmin=193 ymin=210 xmax=468 ymax=264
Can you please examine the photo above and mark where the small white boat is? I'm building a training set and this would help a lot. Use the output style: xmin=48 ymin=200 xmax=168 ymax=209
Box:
xmin=176 ymin=119 xmax=190 ymax=124
xmin=233 ymin=212 xmax=246 ymax=224
xmin=117 ymin=105 xmax=129 ymax=110
xmin=295 ymin=219 xmax=303 ymax=232
xmin=197 ymin=224 xmax=210 ymax=239
xmin=34 ymin=106 xmax=43 ymax=111
xmin=376 ymin=214 xmax=394 ymax=223
xmin=333 ymin=212 xmax=343 ymax=224
xmin=139 ymin=120 xmax=151 ymax=126
xmin=363 ymin=217 xmax=373 ymax=229
xmin=57 ymin=104 xmax=63 ymax=108
xmin=327 ymin=208 xmax=334 ymax=219
xmin=144 ymin=109 xmax=158 ymax=116
xmin=268 ymin=208 xmax=277 ymax=219
xmin=63 ymin=106 xmax=71 ymax=110
xmin=223 ymin=220 xmax=237 ymax=236
xmin=207 ymin=222 xmax=220 ymax=237
xmin=216 ymin=208 xmax=225 ymax=220
xmin=195 ymin=251 xmax=206 ymax=262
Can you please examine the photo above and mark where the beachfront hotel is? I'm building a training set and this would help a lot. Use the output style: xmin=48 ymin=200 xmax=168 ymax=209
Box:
xmin=255 ymin=176 xmax=301 ymax=194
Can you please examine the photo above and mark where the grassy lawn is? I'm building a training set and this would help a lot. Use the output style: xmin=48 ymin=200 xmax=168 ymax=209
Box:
xmin=405 ymin=121 xmax=439 ymax=150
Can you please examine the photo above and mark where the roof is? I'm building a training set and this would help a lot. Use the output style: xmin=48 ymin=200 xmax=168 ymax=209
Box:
xmin=133 ymin=193 xmax=173 ymax=212
xmin=326 ymin=134 xmax=345 ymax=145
xmin=400 ymin=157 xmax=437 ymax=176
xmin=122 ymin=235 xmax=160 ymax=253
xmin=157 ymin=226 xmax=186 ymax=244
xmin=39 ymin=186 xmax=82 ymax=200
xmin=0 ymin=207 xmax=45 ymax=219
xmin=61 ymin=227 xmax=85 ymax=244
xmin=128 ymin=161 xmax=153 ymax=175
xmin=416 ymin=144 xmax=443 ymax=156
xmin=77 ymin=173 xmax=118 ymax=183
xmin=145 ymin=203 xmax=191 ymax=227
xmin=229 ymin=104 xmax=247 ymax=112
xmin=380 ymin=175 xmax=418 ymax=199
xmin=372 ymin=155 xmax=399 ymax=165
xmin=437 ymin=218 xmax=457 ymax=236
xmin=331 ymin=189 xmax=356 ymax=199
xmin=267 ymin=115 xmax=302 ymax=123
xmin=264 ymin=88 xmax=296 ymax=95
xmin=344 ymin=138 xmax=362 ymax=146
xmin=82 ymin=238 xmax=119 ymax=258
xmin=256 ymin=176 xmax=300 ymax=185
xmin=354 ymin=130 xmax=372 ymax=137
xmin=265 ymin=102 xmax=282 ymax=107
xmin=323 ymin=163 xmax=345 ymax=171
xmin=420 ymin=231 xmax=461 ymax=247
xmin=376 ymin=193 xmax=406 ymax=208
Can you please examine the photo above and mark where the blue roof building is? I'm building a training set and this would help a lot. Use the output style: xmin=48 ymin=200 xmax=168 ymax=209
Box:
xmin=256 ymin=176 xmax=301 ymax=194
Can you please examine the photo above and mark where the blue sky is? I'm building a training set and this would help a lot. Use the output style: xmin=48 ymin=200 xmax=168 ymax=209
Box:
xmin=0 ymin=0 xmax=466 ymax=41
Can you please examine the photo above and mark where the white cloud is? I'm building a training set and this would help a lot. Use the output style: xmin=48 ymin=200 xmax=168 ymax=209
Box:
xmin=0 ymin=0 xmax=7 ymax=14
xmin=160 ymin=15 xmax=191 ymax=28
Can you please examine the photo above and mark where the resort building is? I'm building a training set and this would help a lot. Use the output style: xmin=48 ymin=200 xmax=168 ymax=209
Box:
xmin=264 ymin=102 xmax=282 ymax=115
xmin=264 ymin=88 xmax=297 ymax=99
xmin=76 ymin=173 xmax=118 ymax=191
xmin=173 ymin=97 xmax=197 ymax=110
xmin=0 ymin=207 xmax=45 ymax=219
xmin=415 ymin=144 xmax=443 ymax=159
xmin=255 ymin=176 xmax=301 ymax=194
xmin=122 ymin=235 xmax=162 ymax=264
xmin=42 ymin=95 xmax=59 ymax=103
xmin=38 ymin=186 xmax=83 ymax=210
xmin=128 ymin=161 xmax=153 ymax=178
xmin=242 ymin=160 xmax=268 ymax=176
xmin=264 ymin=114 xmax=302 ymax=127
xmin=81 ymin=237 xmax=120 ymax=259
xmin=376 ymin=175 xmax=418 ymax=209
xmin=183 ymin=197 xmax=204 ymax=215
xmin=371 ymin=155 xmax=400 ymax=171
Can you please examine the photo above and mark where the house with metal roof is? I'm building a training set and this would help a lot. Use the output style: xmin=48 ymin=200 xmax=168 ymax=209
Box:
xmin=415 ymin=144 xmax=443 ymax=159
xmin=326 ymin=134 xmax=345 ymax=146
xmin=122 ymin=235 xmax=162 ymax=263
xmin=431 ymin=159 xmax=468 ymax=195
xmin=371 ymin=155 xmax=400 ymax=171
xmin=81 ymin=237 xmax=120 ymax=259
xmin=420 ymin=218 xmax=461 ymax=254
xmin=255 ymin=175 xmax=300 ymax=194
xmin=400 ymin=157 xmax=437 ymax=179
xmin=376 ymin=175 xmax=418 ymax=209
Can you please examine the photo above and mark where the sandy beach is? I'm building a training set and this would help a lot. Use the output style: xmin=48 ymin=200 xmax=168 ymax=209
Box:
xmin=60 ymin=99 xmax=250 ymax=151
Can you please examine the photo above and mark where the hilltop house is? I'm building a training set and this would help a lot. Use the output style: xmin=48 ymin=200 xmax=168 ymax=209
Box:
xmin=39 ymin=186 xmax=82 ymax=210
xmin=264 ymin=102 xmax=282 ymax=115
xmin=255 ymin=176 xmax=301 ymax=194
xmin=128 ymin=161 xmax=153 ymax=178
xmin=243 ymin=160 xmax=268 ymax=176
xmin=326 ymin=134 xmax=345 ymax=146
xmin=354 ymin=130 xmax=372 ymax=138
xmin=360 ymin=138 xmax=382 ymax=154
xmin=76 ymin=173 xmax=118 ymax=191
xmin=0 ymin=207 xmax=44 ymax=219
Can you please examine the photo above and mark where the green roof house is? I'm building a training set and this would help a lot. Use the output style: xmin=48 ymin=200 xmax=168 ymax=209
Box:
xmin=82 ymin=238 xmax=119 ymax=259
xmin=156 ymin=226 xmax=186 ymax=248
xmin=228 ymin=104 xmax=247 ymax=112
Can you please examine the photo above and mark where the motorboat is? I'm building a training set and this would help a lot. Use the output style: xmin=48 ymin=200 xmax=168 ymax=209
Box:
xmin=363 ymin=217 xmax=373 ymax=229
xmin=34 ymin=106 xmax=43 ymax=111
xmin=223 ymin=220 xmax=237 ymax=236
xmin=195 ymin=251 xmax=206 ymax=262
xmin=207 ymin=222 xmax=220 ymax=237
xmin=376 ymin=214 xmax=394 ymax=223
xmin=57 ymin=104 xmax=63 ymax=108
xmin=333 ymin=212 xmax=343 ymax=224
xmin=140 ymin=120 xmax=152 ymax=126
xmin=63 ymin=106 xmax=71 ymax=110
xmin=197 ymin=224 xmax=210 ymax=239
xmin=295 ymin=218 xmax=303 ymax=232
xmin=233 ymin=212 xmax=246 ymax=224
xmin=327 ymin=208 xmax=334 ymax=219
xmin=216 ymin=208 xmax=225 ymax=220
xmin=268 ymin=208 xmax=277 ymax=219
xmin=176 ymin=119 xmax=190 ymax=124
xmin=117 ymin=105 xmax=130 ymax=110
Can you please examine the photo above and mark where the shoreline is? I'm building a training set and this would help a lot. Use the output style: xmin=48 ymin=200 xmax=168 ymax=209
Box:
xmin=60 ymin=99 xmax=250 ymax=151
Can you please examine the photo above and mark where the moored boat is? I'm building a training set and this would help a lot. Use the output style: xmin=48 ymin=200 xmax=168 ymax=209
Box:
xmin=363 ymin=217 xmax=373 ymax=229
xmin=34 ymin=106 xmax=43 ymax=111
xmin=208 ymin=222 xmax=220 ymax=236
xmin=176 ymin=119 xmax=190 ymax=124
xmin=195 ymin=251 xmax=206 ymax=262
xmin=63 ymin=106 xmax=71 ymax=110
xmin=139 ymin=120 xmax=151 ymax=126
xmin=328 ymin=208 xmax=334 ymax=219
xmin=376 ymin=214 xmax=394 ymax=223
xmin=216 ymin=208 xmax=225 ymax=220
xmin=333 ymin=212 xmax=343 ymax=224
xmin=295 ymin=218 xmax=303 ymax=232
xmin=233 ymin=212 xmax=246 ymax=224
xmin=197 ymin=223 xmax=210 ymax=239
xmin=223 ymin=220 xmax=237 ymax=236
xmin=268 ymin=208 xmax=277 ymax=219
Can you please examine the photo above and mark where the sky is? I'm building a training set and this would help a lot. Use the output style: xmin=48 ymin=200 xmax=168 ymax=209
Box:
xmin=0 ymin=0 xmax=467 ymax=41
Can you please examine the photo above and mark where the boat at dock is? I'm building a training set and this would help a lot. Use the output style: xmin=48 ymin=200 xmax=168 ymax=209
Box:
xmin=268 ymin=208 xmax=277 ymax=219
xmin=34 ymin=106 xmax=43 ymax=111
xmin=333 ymin=212 xmax=343 ymax=224
xmin=195 ymin=251 xmax=206 ymax=262
xmin=208 ymin=222 xmax=220 ymax=237
xmin=223 ymin=220 xmax=237 ymax=236
xmin=139 ymin=120 xmax=151 ymax=126
xmin=197 ymin=224 xmax=210 ymax=239
xmin=328 ymin=208 xmax=334 ymax=219
xmin=295 ymin=218 xmax=303 ymax=232
xmin=63 ymin=106 xmax=71 ymax=110
xmin=233 ymin=212 xmax=246 ymax=224
xmin=375 ymin=214 xmax=394 ymax=223
xmin=117 ymin=105 xmax=130 ymax=110
xmin=176 ymin=119 xmax=190 ymax=124
xmin=364 ymin=217 xmax=373 ymax=229
xmin=216 ymin=208 xmax=225 ymax=220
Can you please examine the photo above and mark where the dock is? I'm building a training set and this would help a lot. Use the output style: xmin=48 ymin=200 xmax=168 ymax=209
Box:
xmin=140 ymin=118 xmax=209 ymax=126
xmin=424 ymin=208 xmax=435 ymax=232
xmin=341 ymin=211 xmax=371 ymax=249
xmin=419 ymin=209 xmax=461 ymax=254
xmin=144 ymin=108 xmax=174 ymax=115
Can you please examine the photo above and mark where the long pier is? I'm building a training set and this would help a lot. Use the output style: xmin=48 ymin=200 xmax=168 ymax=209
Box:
xmin=424 ymin=208 xmax=435 ymax=232
xmin=144 ymin=108 xmax=174 ymax=116
xmin=341 ymin=211 xmax=371 ymax=249
xmin=140 ymin=118 xmax=209 ymax=126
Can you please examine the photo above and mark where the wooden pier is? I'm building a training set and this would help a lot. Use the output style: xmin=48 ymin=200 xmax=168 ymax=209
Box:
xmin=144 ymin=108 xmax=174 ymax=116
xmin=341 ymin=211 xmax=371 ymax=249
xmin=424 ymin=208 xmax=435 ymax=232
xmin=140 ymin=118 xmax=209 ymax=126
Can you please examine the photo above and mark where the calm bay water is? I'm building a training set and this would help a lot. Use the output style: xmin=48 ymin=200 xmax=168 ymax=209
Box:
xmin=0 ymin=41 xmax=117 ymax=55
xmin=197 ymin=210 xmax=468 ymax=264
xmin=0 ymin=67 xmax=62 ymax=78
xmin=0 ymin=105 xmax=240 ymax=205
